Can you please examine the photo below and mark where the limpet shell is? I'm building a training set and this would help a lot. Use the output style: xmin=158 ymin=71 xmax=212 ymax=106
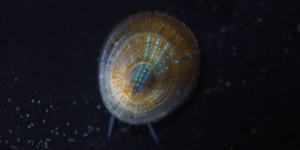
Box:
xmin=98 ymin=11 xmax=200 ymax=125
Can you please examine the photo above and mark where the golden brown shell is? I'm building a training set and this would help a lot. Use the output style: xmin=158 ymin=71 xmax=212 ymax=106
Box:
xmin=98 ymin=11 xmax=200 ymax=125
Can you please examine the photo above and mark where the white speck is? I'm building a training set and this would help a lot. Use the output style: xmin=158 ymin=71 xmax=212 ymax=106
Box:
xmin=20 ymin=115 xmax=23 ymax=119
xmin=9 ymin=129 xmax=12 ymax=133
xmin=55 ymin=132 xmax=59 ymax=136
xmin=5 ymin=140 xmax=8 ymax=144
xmin=28 ymin=140 xmax=31 ymax=143
xmin=66 ymin=122 xmax=70 ymax=126
xmin=37 ymin=100 xmax=41 ymax=104
xmin=74 ymin=130 xmax=78 ymax=135
xmin=8 ymin=99 xmax=11 ymax=102
xmin=50 ymin=105 xmax=53 ymax=108
xmin=221 ymin=28 xmax=227 ymax=32
xmin=16 ymin=107 xmax=20 ymax=112
xmin=26 ymin=114 xmax=30 ymax=117
xmin=45 ymin=109 xmax=48 ymax=113
xmin=82 ymin=133 xmax=88 ymax=137
xmin=97 ymin=105 xmax=101 ymax=109
xmin=68 ymin=138 xmax=75 ymax=142
xmin=14 ymin=78 xmax=18 ymax=82
xmin=96 ymin=127 xmax=100 ymax=132
xmin=233 ymin=52 xmax=237 ymax=56
xmin=73 ymin=101 xmax=76 ymax=105
xmin=31 ymin=99 xmax=34 ymax=103
xmin=51 ymin=129 xmax=54 ymax=133
xmin=31 ymin=123 xmax=34 ymax=127
xmin=43 ymin=119 xmax=46 ymax=123
xmin=28 ymin=125 xmax=31 ymax=129
xmin=232 ymin=46 xmax=237 ymax=50
xmin=17 ymin=138 xmax=20 ymax=142
xmin=55 ymin=127 xmax=58 ymax=130
xmin=63 ymin=133 xmax=66 ymax=137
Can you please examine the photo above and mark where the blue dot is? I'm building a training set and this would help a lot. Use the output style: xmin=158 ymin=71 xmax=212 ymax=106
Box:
xmin=175 ymin=61 xmax=177 ymax=63
xmin=139 ymin=78 xmax=142 ymax=81
xmin=166 ymin=67 xmax=168 ymax=69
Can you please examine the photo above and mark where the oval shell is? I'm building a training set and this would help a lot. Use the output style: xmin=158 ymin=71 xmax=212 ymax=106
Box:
xmin=98 ymin=11 xmax=200 ymax=125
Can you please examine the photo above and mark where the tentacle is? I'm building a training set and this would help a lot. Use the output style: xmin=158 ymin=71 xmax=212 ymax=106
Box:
xmin=147 ymin=123 xmax=159 ymax=144
xmin=107 ymin=114 xmax=115 ymax=137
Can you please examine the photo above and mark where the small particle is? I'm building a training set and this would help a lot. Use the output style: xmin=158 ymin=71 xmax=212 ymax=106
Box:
xmin=31 ymin=123 xmax=34 ymax=127
xmin=260 ymin=68 xmax=267 ymax=73
xmin=74 ymin=130 xmax=78 ymax=135
xmin=55 ymin=132 xmax=59 ymax=136
xmin=50 ymin=105 xmax=53 ymax=108
xmin=175 ymin=60 xmax=177 ymax=63
xmin=67 ymin=122 xmax=70 ymax=126
xmin=17 ymin=138 xmax=20 ymax=142
xmin=28 ymin=125 xmax=31 ymax=129
xmin=8 ymin=99 xmax=11 ymax=102
xmin=97 ymin=105 xmax=101 ymax=109
xmin=232 ymin=46 xmax=237 ymax=50
xmin=55 ymin=127 xmax=58 ymax=130
xmin=96 ymin=127 xmax=100 ymax=132
xmin=14 ymin=78 xmax=18 ymax=82
xmin=51 ymin=129 xmax=54 ymax=133
xmin=26 ymin=114 xmax=30 ymax=117
xmin=297 ymin=23 xmax=300 ymax=32
xmin=68 ymin=138 xmax=75 ymax=142
xmin=220 ymin=28 xmax=227 ymax=32
xmin=230 ymin=147 xmax=233 ymax=150
xmin=242 ymin=80 xmax=247 ymax=85
xmin=43 ymin=119 xmax=46 ymax=123
xmin=37 ymin=100 xmax=41 ymax=104
xmin=63 ymin=133 xmax=66 ymax=137
xmin=31 ymin=99 xmax=34 ymax=103
xmin=218 ymin=79 xmax=223 ymax=84
xmin=83 ymin=133 xmax=88 ymax=137
xmin=45 ymin=109 xmax=48 ymax=113
xmin=257 ymin=18 xmax=262 ymax=22
xmin=73 ymin=101 xmax=76 ymax=105
xmin=225 ymin=81 xmax=231 ymax=86
xmin=121 ymin=125 xmax=130 ymax=132
xmin=205 ymin=89 xmax=211 ymax=93
xmin=251 ymin=128 xmax=257 ymax=134
xmin=9 ymin=129 xmax=12 ymax=133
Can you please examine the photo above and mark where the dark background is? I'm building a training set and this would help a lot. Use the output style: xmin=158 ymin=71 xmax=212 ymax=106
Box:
xmin=0 ymin=0 xmax=299 ymax=149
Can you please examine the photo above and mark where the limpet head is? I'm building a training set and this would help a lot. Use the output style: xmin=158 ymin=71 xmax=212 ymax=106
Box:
xmin=98 ymin=11 xmax=200 ymax=125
